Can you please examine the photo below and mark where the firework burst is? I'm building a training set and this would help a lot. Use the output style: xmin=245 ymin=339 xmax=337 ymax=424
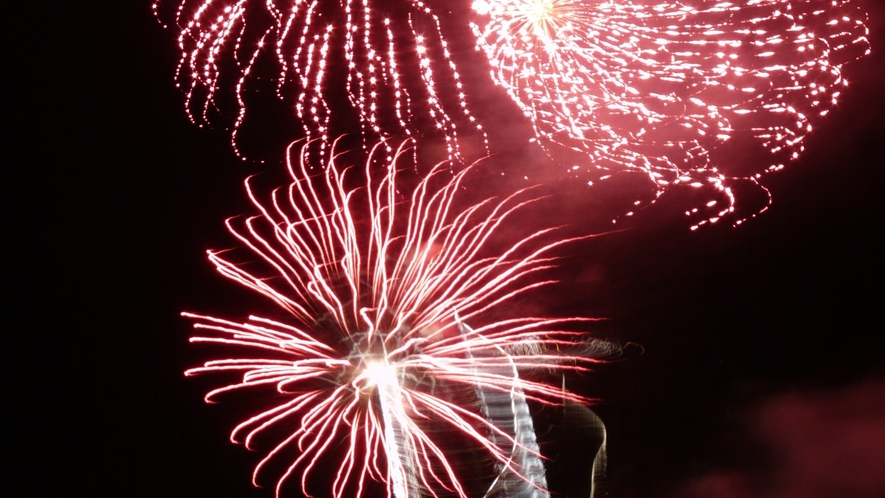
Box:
xmin=471 ymin=0 xmax=870 ymax=227
xmin=154 ymin=0 xmax=487 ymax=160
xmin=185 ymin=141 xmax=607 ymax=497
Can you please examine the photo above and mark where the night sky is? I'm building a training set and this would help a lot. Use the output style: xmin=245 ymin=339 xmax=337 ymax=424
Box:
xmin=23 ymin=1 xmax=885 ymax=497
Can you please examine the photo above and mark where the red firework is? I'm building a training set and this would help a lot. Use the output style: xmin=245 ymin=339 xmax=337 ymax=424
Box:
xmin=156 ymin=0 xmax=870 ymax=226
xmin=153 ymin=0 xmax=487 ymax=160
xmin=471 ymin=0 xmax=870 ymax=227
xmin=185 ymin=141 xmax=608 ymax=497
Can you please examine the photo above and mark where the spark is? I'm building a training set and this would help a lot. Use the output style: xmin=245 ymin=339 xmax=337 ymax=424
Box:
xmin=154 ymin=0 xmax=487 ymax=160
xmin=185 ymin=140 xmax=608 ymax=497
xmin=471 ymin=0 xmax=870 ymax=227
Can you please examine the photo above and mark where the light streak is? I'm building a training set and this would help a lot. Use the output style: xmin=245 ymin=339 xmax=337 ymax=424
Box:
xmin=154 ymin=0 xmax=487 ymax=161
xmin=185 ymin=140 xmax=608 ymax=497
xmin=471 ymin=0 xmax=870 ymax=227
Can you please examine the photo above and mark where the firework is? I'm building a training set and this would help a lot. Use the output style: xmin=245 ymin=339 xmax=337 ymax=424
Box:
xmin=154 ymin=0 xmax=487 ymax=160
xmin=185 ymin=141 xmax=606 ymax=497
xmin=471 ymin=0 xmax=870 ymax=227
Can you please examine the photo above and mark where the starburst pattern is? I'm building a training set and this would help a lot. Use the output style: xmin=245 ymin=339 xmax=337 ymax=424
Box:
xmin=471 ymin=0 xmax=870 ymax=227
xmin=185 ymin=141 xmax=607 ymax=497
xmin=154 ymin=0 xmax=487 ymax=160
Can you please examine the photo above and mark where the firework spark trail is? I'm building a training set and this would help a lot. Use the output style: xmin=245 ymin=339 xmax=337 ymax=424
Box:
xmin=154 ymin=0 xmax=487 ymax=160
xmin=472 ymin=0 xmax=870 ymax=227
xmin=461 ymin=320 xmax=549 ymax=498
xmin=185 ymin=140 xmax=606 ymax=497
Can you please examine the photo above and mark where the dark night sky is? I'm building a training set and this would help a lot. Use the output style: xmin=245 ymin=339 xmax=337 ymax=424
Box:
xmin=20 ymin=1 xmax=885 ymax=496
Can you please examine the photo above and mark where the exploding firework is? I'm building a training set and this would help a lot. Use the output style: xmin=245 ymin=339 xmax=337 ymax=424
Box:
xmin=471 ymin=0 xmax=870 ymax=227
xmin=154 ymin=0 xmax=487 ymax=160
xmin=185 ymin=140 xmax=608 ymax=497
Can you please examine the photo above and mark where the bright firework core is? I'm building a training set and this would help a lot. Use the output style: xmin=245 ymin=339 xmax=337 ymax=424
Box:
xmin=361 ymin=360 xmax=397 ymax=389
xmin=349 ymin=334 xmax=406 ymax=394
xmin=473 ymin=0 xmax=568 ymax=44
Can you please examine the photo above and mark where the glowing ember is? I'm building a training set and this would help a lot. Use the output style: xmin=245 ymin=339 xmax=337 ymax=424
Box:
xmin=471 ymin=0 xmax=870 ymax=227
xmin=154 ymin=0 xmax=487 ymax=160
xmin=185 ymin=140 xmax=608 ymax=497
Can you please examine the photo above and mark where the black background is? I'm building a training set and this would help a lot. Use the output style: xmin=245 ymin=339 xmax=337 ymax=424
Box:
xmin=18 ymin=1 xmax=885 ymax=496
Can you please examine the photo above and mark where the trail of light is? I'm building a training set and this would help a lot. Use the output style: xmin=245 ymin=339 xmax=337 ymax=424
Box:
xmin=185 ymin=140 xmax=608 ymax=497
xmin=471 ymin=0 xmax=870 ymax=227
xmin=154 ymin=0 xmax=488 ymax=161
